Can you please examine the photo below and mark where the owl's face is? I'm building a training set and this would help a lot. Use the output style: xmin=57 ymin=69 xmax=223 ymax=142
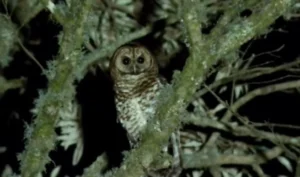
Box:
xmin=110 ymin=45 xmax=158 ymax=80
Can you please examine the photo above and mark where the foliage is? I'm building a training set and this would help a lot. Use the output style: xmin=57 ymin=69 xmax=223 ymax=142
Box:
xmin=1 ymin=0 xmax=300 ymax=177
xmin=0 ymin=15 xmax=18 ymax=68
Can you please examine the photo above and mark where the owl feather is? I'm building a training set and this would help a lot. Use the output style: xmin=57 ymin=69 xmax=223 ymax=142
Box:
xmin=110 ymin=44 xmax=163 ymax=146
xmin=110 ymin=44 xmax=181 ymax=176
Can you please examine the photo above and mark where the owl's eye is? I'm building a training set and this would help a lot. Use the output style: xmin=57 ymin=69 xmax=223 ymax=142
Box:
xmin=137 ymin=56 xmax=144 ymax=64
xmin=122 ymin=57 xmax=130 ymax=65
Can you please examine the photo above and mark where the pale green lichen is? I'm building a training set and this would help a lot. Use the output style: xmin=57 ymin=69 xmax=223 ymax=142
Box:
xmin=110 ymin=1 xmax=295 ymax=177
xmin=19 ymin=1 xmax=92 ymax=177
xmin=8 ymin=0 xmax=296 ymax=176
xmin=0 ymin=15 xmax=18 ymax=68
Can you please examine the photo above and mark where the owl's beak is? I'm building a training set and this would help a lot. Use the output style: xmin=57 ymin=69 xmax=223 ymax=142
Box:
xmin=133 ymin=65 xmax=137 ymax=74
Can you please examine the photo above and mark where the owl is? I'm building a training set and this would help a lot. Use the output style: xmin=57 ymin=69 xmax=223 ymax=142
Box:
xmin=109 ymin=43 xmax=164 ymax=147
xmin=110 ymin=44 xmax=182 ymax=176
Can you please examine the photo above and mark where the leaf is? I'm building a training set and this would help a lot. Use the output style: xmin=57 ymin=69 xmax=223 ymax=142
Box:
xmin=219 ymin=86 xmax=228 ymax=94
xmin=50 ymin=166 xmax=61 ymax=177
xmin=278 ymin=156 xmax=293 ymax=172
xmin=234 ymin=84 xmax=248 ymax=99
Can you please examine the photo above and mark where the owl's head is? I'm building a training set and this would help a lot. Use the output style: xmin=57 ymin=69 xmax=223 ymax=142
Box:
xmin=109 ymin=44 xmax=158 ymax=81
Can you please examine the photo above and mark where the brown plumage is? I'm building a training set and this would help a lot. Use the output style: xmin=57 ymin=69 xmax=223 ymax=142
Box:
xmin=109 ymin=44 xmax=164 ymax=146
xmin=109 ymin=44 xmax=182 ymax=177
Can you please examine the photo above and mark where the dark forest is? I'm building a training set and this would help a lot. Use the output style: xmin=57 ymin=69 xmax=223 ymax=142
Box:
xmin=1 ymin=0 xmax=300 ymax=177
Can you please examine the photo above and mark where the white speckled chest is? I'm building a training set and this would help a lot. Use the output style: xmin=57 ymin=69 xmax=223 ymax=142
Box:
xmin=115 ymin=80 xmax=163 ymax=145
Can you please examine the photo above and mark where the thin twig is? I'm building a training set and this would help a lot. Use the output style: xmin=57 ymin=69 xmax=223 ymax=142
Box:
xmin=17 ymin=38 xmax=45 ymax=71
xmin=203 ymin=84 xmax=250 ymax=127
xmin=251 ymin=121 xmax=300 ymax=130
xmin=182 ymin=146 xmax=283 ymax=168
xmin=183 ymin=113 xmax=300 ymax=147
xmin=194 ymin=59 xmax=300 ymax=99
xmin=222 ymin=80 xmax=300 ymax=122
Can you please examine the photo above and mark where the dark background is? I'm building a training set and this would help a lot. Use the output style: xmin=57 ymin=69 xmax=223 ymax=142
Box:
xmin=0 ymin=3 xmax=300 ymax=177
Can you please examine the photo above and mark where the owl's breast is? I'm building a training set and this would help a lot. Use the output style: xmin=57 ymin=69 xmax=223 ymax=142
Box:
xmin=116 ymin=90 xmax=160 ymax=143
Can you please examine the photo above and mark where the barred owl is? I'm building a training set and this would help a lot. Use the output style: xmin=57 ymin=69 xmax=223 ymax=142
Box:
xmin=109 ymin=44 xmax=164 ymax=147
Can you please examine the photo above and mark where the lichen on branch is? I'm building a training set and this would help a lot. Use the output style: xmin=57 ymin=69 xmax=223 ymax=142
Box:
xmin=0 ymin=15 xmax=18 ymax=68
xmin=110 ymin=0 xmax=295 ymax=177
xmin=18 ymin=1 xmax=92 ymax=177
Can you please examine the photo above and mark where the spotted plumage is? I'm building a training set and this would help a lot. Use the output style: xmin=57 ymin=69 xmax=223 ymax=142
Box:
xmin=109 ymin=44 xmax=181 ymax=177
xmin=109 ymin=44 xmax=164 ymax=146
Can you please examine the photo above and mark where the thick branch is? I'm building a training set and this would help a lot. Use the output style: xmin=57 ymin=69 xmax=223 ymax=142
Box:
xmin=19 ymin=1 xmax=91 ymax=177
xmin=0 ymin=15 xmax=18 ymax=68
xmin=12 ymin=0 xmax=49 ymax=26
xmin=111 ymin=1 xmax=294 ymax=177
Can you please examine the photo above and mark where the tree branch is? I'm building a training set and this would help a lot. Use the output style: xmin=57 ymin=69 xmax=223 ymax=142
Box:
xmin=18 ymin=1 xmax=92 ymax=177
xmin=182 ymin=146 xmax=283 ymax=169
xmin=194 ymin=59 xmax=300 ymax=98
xmin=0 ymin=15 xmax=18 ymax=68
xmin=111 ymin=1 xmax=294 ymax=177
xmin=184 ymin=112 xmax=300 ymax=147
xmin=222 ymin=79 xmax=300 ymax=122
xmin=12 ymin=0 xmax=51 ymax=26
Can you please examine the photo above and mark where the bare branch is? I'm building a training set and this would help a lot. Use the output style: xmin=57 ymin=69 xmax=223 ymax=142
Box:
xmin=17 ymin=38 xmax=45 ymax=71
xmin=182 ymin=146 xmax=283 ymax=168
xmin=183 ymin=112 xmax=300 ymax=147
xmin=194 ymin=59 xmax=300 ymax=98
xmin=222 ymin=80 xmax=300 ymax=122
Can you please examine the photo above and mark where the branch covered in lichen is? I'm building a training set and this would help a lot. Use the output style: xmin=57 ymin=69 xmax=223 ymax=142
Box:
xmin=0 ymin=15 xmax=18 ymax=68
xmin=11 ymin=0 xmax=48 ymax=26
xmin=111 ymin=0 xmax=294 ymax=177
xmin=18 ymin=1 xmax=92 ymax=177
xmin=81 ymin=153 xmax=108 ymax=177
